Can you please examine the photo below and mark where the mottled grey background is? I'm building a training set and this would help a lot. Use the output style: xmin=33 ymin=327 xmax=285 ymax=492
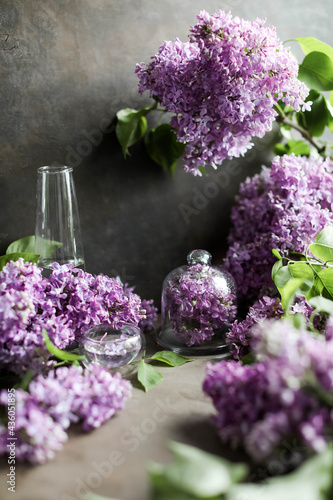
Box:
xmin=0 ymin=0 xmax=332 ymax=303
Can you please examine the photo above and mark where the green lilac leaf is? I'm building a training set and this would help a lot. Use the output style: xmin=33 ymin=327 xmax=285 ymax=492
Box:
xmin=309 ymin=243 xmax=333 ymax=263
xmin=298 ymin=52 xmax=333 ymax=92
xmin=274 ymin=143 xmax=288 ymax=156
xmin=315 ymin=225 xmax=333 ymax=247
xmin=287 ymin=140 xmax=311 ymax=156
xmin=137 ymin=360 xmax=163 ymax=392
xmin=294 ymin=37 xmax=333 ymax=61
xmin=228 ymin=444 xmax=333 ymax=500
xmin=309 ymin=296 xmax=333 ymax=316
xmin=41 ymin=329 xmax=84 ymax=362
xmin=316 ymin=268 xmax=333 ymax=299
xmin=279 ymin=278 xmax=305 ymax=311
xmin=9 ymin=235 xmax=64 ymax=260
xmin=297 ymin=91 xmax=329 ymax=137
xmin=274 ymin=265 xmax=292 ymax=289
xmin=306 ymin=276 xmax=324 ymax=300
xmin=34 ymin=238 xmax=63 ymax=258
xmin=288 ymin=262 xmax=314 ymax=295
xmin=241 ymin=352 xmax=256 ymax=365
xmin=271 ymin=260 xmax=283 ymax=281
xmin=6 ymin=235 xmax=36 ymax=254
xmin=272 ymin=248 xmax=282 ymax=260
xmin=145 ymin=124 xmax=185 ymax=174
xmin=116 ymin=107 xmax=151 ymax=157
xmin=326 ymin=95 xmax=333 ymax=133
xmin=149 ymin=351 xmax=193 ymax=367
xmin=0 ymin=253 xmax=40 ymax=271
xmin=148 ymin=440 xmax=248 ymax=498
xmin=148 ymin=463 xmax=202 ymax=500
xmin=330 ymin=91 xmax=333 ymax=106
xmin=323 ymin=95 xmax=333 ymax=128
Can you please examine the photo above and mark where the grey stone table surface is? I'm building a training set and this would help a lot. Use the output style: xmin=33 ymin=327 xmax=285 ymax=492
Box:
xmin=0 ymin=337 xmax=243 ymax=500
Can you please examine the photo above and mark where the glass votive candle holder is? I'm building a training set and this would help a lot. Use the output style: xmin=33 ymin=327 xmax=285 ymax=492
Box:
xmin=79 ymin=323 xmax=145 ymax=376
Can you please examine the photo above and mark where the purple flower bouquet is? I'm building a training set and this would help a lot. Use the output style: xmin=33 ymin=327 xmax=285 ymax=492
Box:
xmin=203 ymin=318 xmax=333 ymax=463
xmin=136 ymin=10 xmax=308 ymax=175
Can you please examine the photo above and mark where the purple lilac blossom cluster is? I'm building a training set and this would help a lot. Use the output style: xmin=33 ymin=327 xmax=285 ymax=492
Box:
xmin=135 ymin=10 xmax=309 ymax=175
xmin=203 ymin=319 xmax=333 ymax=462
xmin=225 ymin=154 xmax=333 ymax=300
xmin=0 ymin=259 xmax=73 ymax=376
xmin=46 ymin=262 xmax=146 ymax=342
xmin=0 ymin=259 xmax=156 ymax=376
xmin=163 ymin=264 xmax=237 ymax=346
xmin=226 ymin=295 xmax=314 ymax=360
xmin=0 ymin=364 xmax=131 ymax=464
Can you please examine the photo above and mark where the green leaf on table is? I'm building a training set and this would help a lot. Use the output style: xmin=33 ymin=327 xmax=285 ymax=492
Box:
xmin=294 ymin=37 xmax=333 ymax=60
xmin=0 ymin=253 xmax=40 ymax=271
xmin=6 ymin=235 xmax=36 ymax=254
xmin=149 ymin=464 xmax=199 ymax=500
xmin=148 ymin=441 xmax=248 ymax=499
xmin=148 ymin=351 xmax=193 ymax=367
xmin=41 ymin=329 xmax=84 ymax=362
xmin=145 ymin=124 xmax=185 ymax=174
xmin=298 ymin=52 xmax=333 ymax=92
xmin=137 ymin=360 xmax=163 ymax=392
xmin=116 ymin=106 xmax=152 ymax=157
xmin=316 ymin=268 xmax=333 ymax=299
xmin=228 ymin=444 xmax=333 ymax=500
xmin=309 ymin=295 xmax=333 ymax=316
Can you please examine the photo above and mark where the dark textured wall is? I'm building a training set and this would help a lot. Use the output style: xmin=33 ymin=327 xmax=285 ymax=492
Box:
xmin=0 ymin=0 xmax=332 ymax=303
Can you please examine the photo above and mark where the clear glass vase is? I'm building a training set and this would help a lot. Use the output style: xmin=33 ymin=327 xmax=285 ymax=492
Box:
xmin=155 ymin=249 xmax=237 ymax=356
xmin=34 ymin=165 xmax=85 ymax=273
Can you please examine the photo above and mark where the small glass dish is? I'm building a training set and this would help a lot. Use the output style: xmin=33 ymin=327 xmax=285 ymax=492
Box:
xmin=79 ymin=323 xmax=146 ymax=376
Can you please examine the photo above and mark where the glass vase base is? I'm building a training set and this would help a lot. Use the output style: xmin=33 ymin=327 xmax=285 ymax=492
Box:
xmin=154 ymin=325 xmax=231 ymax=357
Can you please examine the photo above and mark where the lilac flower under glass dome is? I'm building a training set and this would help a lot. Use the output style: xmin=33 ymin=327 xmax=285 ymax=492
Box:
xmin=155 ymin=250 xmax=237 ymax=355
